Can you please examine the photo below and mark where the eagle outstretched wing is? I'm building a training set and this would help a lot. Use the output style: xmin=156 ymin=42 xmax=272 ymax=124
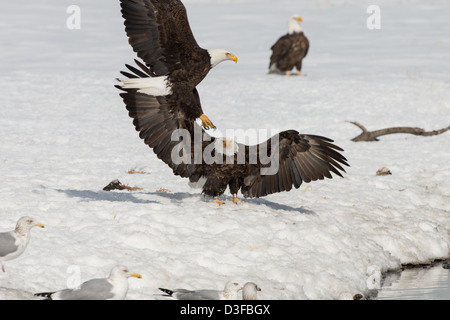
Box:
xmin=117 ymin=61 xmax=215 ymax=179
xmin=241 ymin=131 xmax=348 ymax=198
xmin=120 ymin=0 xmax=202 ymax=76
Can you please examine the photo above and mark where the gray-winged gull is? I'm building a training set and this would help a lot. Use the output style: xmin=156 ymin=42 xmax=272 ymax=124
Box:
xmin=242 ymin=282 xmax=261 ymax=300
xmin=0 ymin=216 xmax=45 ymax=272
xmin=34 ymin=265 xmax=142 ymax=300
xmin=159 ymin=281 xmax=242 ymax=300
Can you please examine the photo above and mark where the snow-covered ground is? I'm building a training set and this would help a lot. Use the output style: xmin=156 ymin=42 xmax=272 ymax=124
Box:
xmin=0 ymin=0 xmax=449 ymax=300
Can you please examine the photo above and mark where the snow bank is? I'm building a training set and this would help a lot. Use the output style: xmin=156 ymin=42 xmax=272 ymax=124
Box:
xmin=0 ymin=0 xmax=448 ymax=300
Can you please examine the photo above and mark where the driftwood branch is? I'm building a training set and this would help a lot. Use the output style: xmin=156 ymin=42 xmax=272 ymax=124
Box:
xmin=347 ymin=121 xmax=450 ymax=142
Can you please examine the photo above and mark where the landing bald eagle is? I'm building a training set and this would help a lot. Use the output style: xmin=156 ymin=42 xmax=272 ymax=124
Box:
xmin=118 ymin=0 xmax=237 ymax=130
xmin=269 ymin=14 xmax=309 ymax=76
xmin=117 ymin=60 xmax=348 ymax=200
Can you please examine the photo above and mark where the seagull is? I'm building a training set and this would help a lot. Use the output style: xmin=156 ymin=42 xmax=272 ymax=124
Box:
xmin=34 ymin=265 xmax=142 ymax=300
xmin=242 ymin=282 xmax=261 ymax=300
xmin=159 ymin=281 xmax=242 ymax=300
xmin=0 ymin=216 xmax=45 ymax=272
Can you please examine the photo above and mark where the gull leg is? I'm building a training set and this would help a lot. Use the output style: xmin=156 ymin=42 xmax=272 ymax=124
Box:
xmin=2 ymin=264 xmax=5 ymax=272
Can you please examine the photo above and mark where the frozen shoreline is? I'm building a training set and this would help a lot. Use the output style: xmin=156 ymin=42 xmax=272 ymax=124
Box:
xmin=375 ymin=260 xmax=450 ymax=300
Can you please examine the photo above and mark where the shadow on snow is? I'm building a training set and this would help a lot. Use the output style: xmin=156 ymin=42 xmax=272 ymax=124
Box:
xmin=57 ymin=188 xmax=315 ymax=214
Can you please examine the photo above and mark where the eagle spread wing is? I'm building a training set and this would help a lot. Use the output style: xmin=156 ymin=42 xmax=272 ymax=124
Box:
xmin=241 ymin=131 xmax=348 ymax=198
xmin=120 ymin=0 xmax=201 ymax=76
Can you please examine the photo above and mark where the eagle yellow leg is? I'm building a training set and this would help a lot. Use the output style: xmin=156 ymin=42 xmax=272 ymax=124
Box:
xmin=214 ymin=198 xmax=224 ymax=205
xmin=229 ymin=194 xmax=241 ymax=204
xmin=285 ymin=71 xmax=292 ymax=77
xmin=199 ymin=114 xmax=216 ymax=130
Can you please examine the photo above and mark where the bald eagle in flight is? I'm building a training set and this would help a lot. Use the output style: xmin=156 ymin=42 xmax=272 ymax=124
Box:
xmin=269 ymin=14 xmax=309 ymax=76
xmin=117 ymin=1 xmax=348 ymax=202
xmin=118 ymin=0 xmax=237 ymax=130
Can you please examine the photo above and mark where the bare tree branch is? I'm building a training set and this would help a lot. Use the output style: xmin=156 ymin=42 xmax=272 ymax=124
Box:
xmin=347 ymin=121 xmax=450 ymax=142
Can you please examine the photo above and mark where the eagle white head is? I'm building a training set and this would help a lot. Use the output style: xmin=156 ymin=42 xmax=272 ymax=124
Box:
xmin=288 ymin=14 xmax=304 ymax=34
xmin=214 ymin=137 xmax=239 ymax=156
xmin=208 ymin=49 xmax=238 ymax=68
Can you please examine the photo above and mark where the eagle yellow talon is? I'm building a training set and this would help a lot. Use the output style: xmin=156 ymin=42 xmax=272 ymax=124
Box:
xmin=214 ymin=198 xmax=224 ymax=205
xmin=229 ymin=196 xmax=241 ymax=204
xmin=200 ymin=114 xmax=216 ymax=130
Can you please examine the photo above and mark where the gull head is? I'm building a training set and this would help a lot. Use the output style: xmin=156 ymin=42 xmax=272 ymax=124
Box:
xmin=110 ymin=265 xmax=142 ymax=280
xmin=15 ymin=216 xmax=45 ymax=235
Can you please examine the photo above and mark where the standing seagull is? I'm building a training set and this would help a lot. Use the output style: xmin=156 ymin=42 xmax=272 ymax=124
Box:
xmin=159 ymin=281 xmax=242 ymax=300
xmin=34 ymin=265 xmax=142 ymax=300
xmin=118 ymin=0 xmax=237 ymax=130
xmin=242 ymin=282 xmax=261 ymax=300
xmin=269 ymin=14 xmax=309 ymax=76
xmin=0 ymin=216 xmax=45 ymax=272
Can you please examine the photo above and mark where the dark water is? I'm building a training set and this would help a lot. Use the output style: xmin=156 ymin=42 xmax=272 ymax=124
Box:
xmin=375 ymin=262 xmax=450 ymax=300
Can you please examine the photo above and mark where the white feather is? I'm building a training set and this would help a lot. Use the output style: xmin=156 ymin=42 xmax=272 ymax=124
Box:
xmin=269 ymin=63 xmax=280 ymax=73
xmin=288 ymin=14 xmax=304 ymax=34
xmin=117 ymin=76 xmax=172 ymax=96
xmin=208 ymin=49 xmax=233 ymax=68
xmin=214 ymin=137 xmax=239 ymax=157
xmin=188 ymin=177 xmax=207 ymax=189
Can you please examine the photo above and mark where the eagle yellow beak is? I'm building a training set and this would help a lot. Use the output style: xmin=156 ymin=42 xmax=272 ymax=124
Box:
xmin=296 ymin=17 xmax=303 ymax=22
xmin=226 ymin=53 xmax=238 ymax=63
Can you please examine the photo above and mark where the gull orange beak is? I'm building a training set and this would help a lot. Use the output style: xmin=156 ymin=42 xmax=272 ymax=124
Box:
xmin=130 ymin=273 xmax=142 ymax=279
xmin=35 ymin=223 xmax=45 ymax=228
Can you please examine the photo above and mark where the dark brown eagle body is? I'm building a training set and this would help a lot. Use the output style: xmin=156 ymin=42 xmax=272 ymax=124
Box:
xmin=269 ymin=32 xmax=309 ymax=74
xmin=194 ymin=163 xmax=247 ymax=198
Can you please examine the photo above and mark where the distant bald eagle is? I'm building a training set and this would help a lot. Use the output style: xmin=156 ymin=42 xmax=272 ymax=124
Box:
xmin=117 ymin=1 xmax=348 ymax=201
xmin=118 ymin=0 xmax=237 ymax=130
xmin=269 ymin=14 xmax=309 ymax=76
